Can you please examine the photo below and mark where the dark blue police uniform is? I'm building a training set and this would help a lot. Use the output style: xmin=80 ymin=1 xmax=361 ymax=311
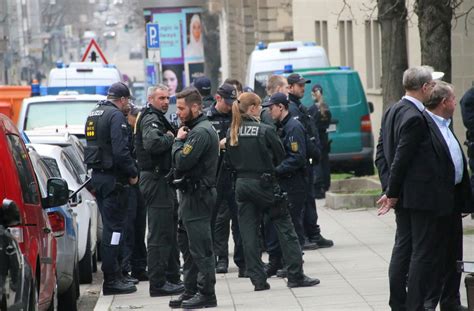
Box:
xmin=84 ymin=88 xmax=138 ymax=295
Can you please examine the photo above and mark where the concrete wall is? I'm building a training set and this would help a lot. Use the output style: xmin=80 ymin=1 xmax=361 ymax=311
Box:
xmin=292 ymin=0 xmax=474 ymax=144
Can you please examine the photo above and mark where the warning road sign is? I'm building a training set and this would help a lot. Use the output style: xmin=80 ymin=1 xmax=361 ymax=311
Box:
xmin=81 ymin=39 xmax=109 ymax=64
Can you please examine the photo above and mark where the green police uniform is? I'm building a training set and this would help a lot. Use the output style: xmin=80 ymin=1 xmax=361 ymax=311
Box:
xmin=172 ymin=114 xmax=219 ymax=298
xmin=226 ymin=115 xmax=313 ymax=289
xmin=134 ymin=105 xmax=183 ymax=295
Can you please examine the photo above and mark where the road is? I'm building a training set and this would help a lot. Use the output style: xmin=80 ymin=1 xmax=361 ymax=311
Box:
xmin=78 ymin=265 xmax=103 ymax=310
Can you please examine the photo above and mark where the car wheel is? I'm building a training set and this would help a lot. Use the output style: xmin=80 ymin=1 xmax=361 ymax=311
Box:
xmin=27 ymin=277 xmax=38 ymax=311
xmin=79 ymin=228 xmax=93 ymax=284
xmin=92 ymin=248 xmax=98 ymax=273
xmin=58 ymin=270 xmax=78 ymax=311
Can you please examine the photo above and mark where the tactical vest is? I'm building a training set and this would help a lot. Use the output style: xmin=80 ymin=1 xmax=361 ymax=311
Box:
xmin=134 ymin=107 xmax=175 ymax=172
xmin=84 ymin=103 xmax=115 ymax=170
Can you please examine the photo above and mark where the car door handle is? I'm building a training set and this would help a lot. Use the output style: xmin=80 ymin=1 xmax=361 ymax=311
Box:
xmin=43 ymin=227 xmax=51 ymax=234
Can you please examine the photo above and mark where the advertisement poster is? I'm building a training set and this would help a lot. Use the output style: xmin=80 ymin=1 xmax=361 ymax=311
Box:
xmin=187 ymin=62 xmax=204 ymax=85
xmin=149 ymin=7 xmax=205 ymax=90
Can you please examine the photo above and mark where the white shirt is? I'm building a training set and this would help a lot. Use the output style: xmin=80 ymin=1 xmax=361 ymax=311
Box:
xmin=426 ymin=110 xmax=464 ymax=185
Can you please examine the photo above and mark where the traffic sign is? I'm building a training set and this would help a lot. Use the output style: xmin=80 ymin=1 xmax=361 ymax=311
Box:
xmin=81 ymin=39 xmax=108 ymax=64
xmin=146 ymin=23 xmax=160 ymax=49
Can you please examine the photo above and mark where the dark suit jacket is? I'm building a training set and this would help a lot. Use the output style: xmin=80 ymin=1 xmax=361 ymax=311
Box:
xmin=423 ymin=110 xmax=473 ymax=214
xmin=375 ymin=98 xmax=438 ymax=211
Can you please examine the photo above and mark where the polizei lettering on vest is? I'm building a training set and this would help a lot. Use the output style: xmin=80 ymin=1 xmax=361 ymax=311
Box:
xmin=238 ymin=126 xmax=259 ymax=136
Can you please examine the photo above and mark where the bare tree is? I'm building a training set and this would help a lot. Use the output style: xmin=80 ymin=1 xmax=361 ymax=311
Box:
xmin=378 ymin=0 xmax=408 ymax=110
xmin=415 ymin=0 xmax=453 ymax=82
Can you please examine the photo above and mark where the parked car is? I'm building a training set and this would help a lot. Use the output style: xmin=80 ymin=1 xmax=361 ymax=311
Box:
xmin=105 ymin=18 xmax=118 ymax=26
xmin=30 ymin=143 xmax=98 ymax=284
xmin=28 ymin=147 xmax=80 ymax=310
xmin=103 ymin=30 xmax=116 ymax=39
xmin=0 ymin=113 xmax=69 ymax=310
xmin=0 ymin=199 xmax=34 ymax=310
xmin=26 ymin=133 xmax=102 ymax=265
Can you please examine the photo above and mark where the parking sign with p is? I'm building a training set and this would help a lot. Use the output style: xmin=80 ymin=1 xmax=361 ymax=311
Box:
xmin=146 ymin=23 xmax=160 ymax=49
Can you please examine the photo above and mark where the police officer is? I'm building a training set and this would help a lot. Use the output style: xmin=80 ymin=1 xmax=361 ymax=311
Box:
xmin=84 ymin=82 xmax=138 ymax=295
xmin=194 ymin=76 xmax=216 ymax=109
xmin=225 ymin=92 xmax=320 ymax=291
xmin=287 ymin=73 xmax=334 ymax=249
xmin=264 ymin=93 xmax=318 ymax=249
xmin=308 ymin=84 xmax=332 ymax=199
xmin=134 ymin=84 xmax=184 ymax=297
xmin=169 ymin=87 xmax=219 ymax=309
xmin=206 ymin=83 xmax=245 ymax=276
xmin=124 ymin=105 xmax=148 ymax=281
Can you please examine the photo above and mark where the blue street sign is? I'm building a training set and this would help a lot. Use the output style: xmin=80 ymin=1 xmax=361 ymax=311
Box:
xmin=146 ymin=23 xmax=160 ymax=49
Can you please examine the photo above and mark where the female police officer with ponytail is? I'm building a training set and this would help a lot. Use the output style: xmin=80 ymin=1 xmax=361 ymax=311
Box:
xmin=225 ymin=92 xmax=320 ymax=291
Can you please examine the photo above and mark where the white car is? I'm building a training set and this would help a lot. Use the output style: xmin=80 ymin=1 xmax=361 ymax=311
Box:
xmin=30 ymin=143 xmax=99 ymax=284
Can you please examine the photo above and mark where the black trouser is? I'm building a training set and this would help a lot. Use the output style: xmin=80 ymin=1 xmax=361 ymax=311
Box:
xmin=212 ymin=186 xmax=245 ymax=269
xmin=389 ymin=208 xmax=444 ymax=311
xmin=92 ymin=171 xmax=129 ymax=278
xmin=303 ymin=166 xmax=320 ymax=238
xmin=140 ymin=171 xmax=180 ymax=287
xmin=178 ymin=187 xmax=217 ymax=295
xmin=425 ymin=188 xmax=464 ymax=309
xmin=119 ymin=184 xmax=138 ymax=273
xmin=313 ymin=149 xmax=331 ymax=194
xmin=130 ymin=185 xmax=147 ymax=274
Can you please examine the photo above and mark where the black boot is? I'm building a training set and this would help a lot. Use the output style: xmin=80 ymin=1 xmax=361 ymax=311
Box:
xmin=276 ymin=268 xmax=288 ymax=278
xmin=103 ymin=273 xmax=137 ymax=296
xmin=131 ymin=270 xmax=148 ymax=281
xmin=122 ymin=272 xmax=139 ymax=284
xmin=287 ymin=275 xmax=320 ymax=288
xmin=264 ymin=256 xmax=282 ymax=277
xmin=150 ymin=281 xmax=185 ymax=297
xmin=169 ymin=291 xmax=195 ymax=308
xmin=215 ymin=257 xmax=228 ymax=274
xmin=181 ymin=292 xmax=217 ymax=309
xmin=310 ymin=234 xmax=334 ymax=248
xmin=254 ymin=282 xmax=270 ymax=291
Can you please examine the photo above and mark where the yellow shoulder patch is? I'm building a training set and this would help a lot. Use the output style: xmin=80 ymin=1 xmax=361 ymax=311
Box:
xmin=291 ymin=142 xmax=298 ymax=152
xmin=182 ymin=144 xmax=193 ymax=155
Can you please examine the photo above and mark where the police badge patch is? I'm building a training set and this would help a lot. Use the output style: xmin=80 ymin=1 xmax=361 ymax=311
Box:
xmin=182 ymin=144 xmax=193 ymax=155
xmin=291 ymin=142 xmax=298 ymax=152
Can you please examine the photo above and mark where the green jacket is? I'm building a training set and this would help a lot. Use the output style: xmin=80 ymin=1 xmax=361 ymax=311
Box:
xmin=172 ymin=114 xmax=220 ymax=187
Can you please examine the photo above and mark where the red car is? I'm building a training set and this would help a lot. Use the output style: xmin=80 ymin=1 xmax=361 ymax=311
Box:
xmin=0 ymin=113 xmax=69 ymax=310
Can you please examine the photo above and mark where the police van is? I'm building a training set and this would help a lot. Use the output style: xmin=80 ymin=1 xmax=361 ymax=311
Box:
xmin=48 ymin=62 xmax=122 ymax=89
xmin=245 ymin=41 xmax=330 ymax=98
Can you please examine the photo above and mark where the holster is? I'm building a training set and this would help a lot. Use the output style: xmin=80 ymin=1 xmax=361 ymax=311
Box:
xmin=269 ymin=190 xmax=288 ymax=220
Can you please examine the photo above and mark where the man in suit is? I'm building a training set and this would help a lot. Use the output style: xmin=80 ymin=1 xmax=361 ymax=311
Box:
xmin=375 ymin=66 xmax=440 ymax=310
xmin=422 ymin=81 xmax=472 ymax=311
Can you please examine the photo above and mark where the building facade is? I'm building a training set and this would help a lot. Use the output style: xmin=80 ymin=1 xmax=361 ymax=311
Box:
xmin=293 ymin=0 xmax=474 ymax=142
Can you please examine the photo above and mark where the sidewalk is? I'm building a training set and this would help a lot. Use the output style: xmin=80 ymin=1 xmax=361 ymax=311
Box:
xmin=94 ymin=199 xmax=474 ymax=310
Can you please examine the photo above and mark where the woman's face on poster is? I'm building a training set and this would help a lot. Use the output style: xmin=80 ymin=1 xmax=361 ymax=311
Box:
xmin=163 ymin=69 xmax=178 ymax=95
xmin=192 ymin=18 xmax=201 ymax=41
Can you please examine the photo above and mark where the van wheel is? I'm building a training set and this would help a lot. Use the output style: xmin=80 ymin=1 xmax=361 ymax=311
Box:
xmin=58 ymin=269 xmax=78 ymax=311
xmin=79 ymin=228 xmax=93 ymax=284
xmin=354 ymin=162 xmax=375 ymax=177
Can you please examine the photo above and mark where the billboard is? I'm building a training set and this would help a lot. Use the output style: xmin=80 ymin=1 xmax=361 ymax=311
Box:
xmin=146 ymin=7 xmax=205 ymax=95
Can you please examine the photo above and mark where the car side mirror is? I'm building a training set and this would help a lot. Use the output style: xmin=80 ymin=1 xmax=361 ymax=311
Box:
xmin=1 ymin=199 xmax=21 ymax=227
xmin=368 ymin=101 xmax=374 ymax=114
xmin=47 ymin=178 xmax=69 ymax=208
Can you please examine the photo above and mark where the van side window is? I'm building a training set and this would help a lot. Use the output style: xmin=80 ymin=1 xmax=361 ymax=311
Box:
xmin=7 ymin=135 xmax=40 ymax=205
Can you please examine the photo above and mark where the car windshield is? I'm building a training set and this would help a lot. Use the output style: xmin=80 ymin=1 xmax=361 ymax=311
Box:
xmin=25 ymin=101 xmax=97 ymax=131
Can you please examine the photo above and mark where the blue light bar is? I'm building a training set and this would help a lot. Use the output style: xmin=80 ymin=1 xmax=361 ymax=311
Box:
xmin=39 ymin=85 xmax=110 ymax=96
xmin=339 ymin=66 xmax=351 ymax=70
xmin=284 ymin=64 xmax=293 ymax=73
xmin=256 ymin=41 xmax=267 ymax=50
xmin=304 ymin=41 xmax=316 ymax=46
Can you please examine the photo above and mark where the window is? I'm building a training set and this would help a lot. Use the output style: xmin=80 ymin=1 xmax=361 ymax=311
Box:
xmin=315 ymin=20 xmax=328 ymax=55
xmin=42 ymin=157 xmax=62 ymax=178
xmin=61 ymin=151 xmax=83 ymax=185
xmin=7 ymin=135 xmax=40 ymax=204
xmin=339 ymin=20 xmax=354 ymax=68
xmin=365 ymin=20 xmax=382 ymax=90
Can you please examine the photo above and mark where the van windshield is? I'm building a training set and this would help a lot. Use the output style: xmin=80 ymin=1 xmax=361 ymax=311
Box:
xmin=254 ymin=71 xmax=276 ymax=99
xmin=25 ymin=101 xmax=97 ymax=131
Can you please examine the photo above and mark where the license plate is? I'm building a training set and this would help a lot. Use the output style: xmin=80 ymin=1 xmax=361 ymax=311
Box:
xmin=327 ymin=124 xmax=337 ymax=132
